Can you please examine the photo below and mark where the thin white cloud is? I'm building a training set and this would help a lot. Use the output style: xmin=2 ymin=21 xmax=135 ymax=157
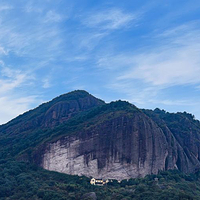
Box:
xmin=99 ymin=23 xmax=200 ymax=86
xmin=24 ymin=4 xmax=43 ymax=13
xmin=44 ymin=10 xmax=63 ymax=23
xmin=106 ymin=81 xmax=160 ymax=105
xmin=97 ymin=22 xmax=200 ymax=106
xmin=0 ymin=95 xmax=38 ymax=125
xmin=97 ymin=54 xmax=135 ymax=70
xmin=75 ymin=8 xmax=142 ymax=52
xmin=0 ymin=65 xmax=39 ymax=124
xmin=118 ymin=27 xmax=200 ymax=86
xmin=149 ymin=99 xmax=198 ymax=106
xmin=0 ymin=2 xmax=71 ymax=125
xmin=76 ymin=32 xmax=108 ymax=50
xmin=118 ymin=48 xmax=200 ymax=86
xmin=0 ymin=5 xmax=13 ymax=12
xmin=0 ymin=46 xmax=8 ymax=55
xmin=83 ymin=8 xmax=137 ymax=30
xmin=42 ymin=77 xmax=51 ymax=88
xmin=0 ymin=12 xmax=64 ymax=60
xmin=0 ymin=65 xmax=34 ymax=94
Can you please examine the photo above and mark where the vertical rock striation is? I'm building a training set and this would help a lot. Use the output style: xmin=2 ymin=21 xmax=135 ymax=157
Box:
xmin=1 ymin=90 xmax=200 ymax=180
xmin=40 ymin=110 xmax=198 ymax=180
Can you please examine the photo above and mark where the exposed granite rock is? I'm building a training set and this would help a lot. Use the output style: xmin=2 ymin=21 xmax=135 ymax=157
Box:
xmin=42 ymin=91 xmax=105 ymax=127
xmin=40 ymin=112 xmax=179 ymax=180
xmin=142 ymin=109 xmax=200 ymax=173
xmin=37 ymin=105 xmax=200 ymax=180
xmin=2 ymin=90 xmax=200 ymax=180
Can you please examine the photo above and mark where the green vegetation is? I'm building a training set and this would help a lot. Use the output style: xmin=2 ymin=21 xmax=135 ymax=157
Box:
xmin=0 ymin=99 xmax=139 ymax=160
xmin=143 ymin=108 xmax=200 ymax=148
xmin=0 ymin=90 xmax=103 ymax=134
xmin=1 ymin=160 xmax=200 ymax=199
xmin=142 ymin=108 xmax=200 ymax=132
xmin=1 ymin=91 xmax=200 ymax=199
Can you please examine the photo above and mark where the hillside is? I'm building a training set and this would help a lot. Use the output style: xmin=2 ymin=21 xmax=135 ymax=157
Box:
xmin=1 ymin=90 xmax=200 ymax=178
xmin=1 ymin=90 xmax=200 ymax=199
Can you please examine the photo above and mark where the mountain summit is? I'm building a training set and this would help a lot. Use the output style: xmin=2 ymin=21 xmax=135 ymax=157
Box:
xmin=0 ymin=90 xmax=105 ymax=133
xmin=1 ymin=90 xmax=200 ymax=180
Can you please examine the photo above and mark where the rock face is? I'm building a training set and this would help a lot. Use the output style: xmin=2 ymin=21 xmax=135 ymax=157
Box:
xmin=143 ymin=109 xmax=200 ymax=173
xmin=41 ymin=113 xmax=170 ymax=180
xmin=42 ymin=92 xmax=104 ymax=127
xmin=1 ymin=90 xmax=200 ymax=180
xmin=39 ymin=107 xmax=200 ymax=180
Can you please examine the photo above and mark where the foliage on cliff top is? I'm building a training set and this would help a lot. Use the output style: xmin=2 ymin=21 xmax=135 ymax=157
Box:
xmin=0 ymin=90 xmax=105 ymax=133
xmin=143 ymin=108 xmax=200 ymax=138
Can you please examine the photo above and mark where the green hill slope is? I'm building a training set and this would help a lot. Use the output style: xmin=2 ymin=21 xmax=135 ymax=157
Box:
xmin=1 ymin=91 xmax=200 ymax=199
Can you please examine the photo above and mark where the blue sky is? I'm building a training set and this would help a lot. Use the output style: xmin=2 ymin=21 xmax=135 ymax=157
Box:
xmin=1 ymin=0 xmax=200 ymax=124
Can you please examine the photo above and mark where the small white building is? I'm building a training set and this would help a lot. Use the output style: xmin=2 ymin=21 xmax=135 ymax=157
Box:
xmin=90 ymin=178 xmax=119 ymax=186
xmin=90 ymin=178 xmax=105 ymax=186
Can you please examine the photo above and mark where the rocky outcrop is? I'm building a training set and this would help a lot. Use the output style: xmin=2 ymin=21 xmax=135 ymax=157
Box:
xmin=0 ymin=90 xmax=105 ymax=134
xmin=2 ymin=90 xmax=200 ymax=180
xmin=42 ymin=93 xmax=104 ymax=127
xmin=143 ymin=109 xmax=200 ymax=173
xmin=38 ymin=109 xmax=200 ymax=180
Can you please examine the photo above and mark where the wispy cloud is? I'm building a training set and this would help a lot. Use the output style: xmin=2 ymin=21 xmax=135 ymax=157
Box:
xmin=44 ymin=10 xmax=63 ymax=23
xmin=0 ymin=1 xmax=74 ymax=124
xmin=0 ymin=5 xmax=13 ymax=12
xmin=0 ymin=2 xmax=68 ymax=60
xmin=75 ymin=32 xmax=108 ymax=50
xmin=149 ymin=99 xmax=199 ymax=106
xmin=82 ymin=8 xmax=138 ymax=30
xmin=0 ymin=65 xmax=32 ymax=93
xmin=42 ymin=77 xmax=51 ymax=89
xmin=0 ymin=95 xmax=39 ymax=125
xmin=0 ymin=46 xmax=8 ymax=55
xmin=118 ymin=49 xmax=200 ymax=86
xmin=97 ymin=22 xmax=200 ymax=106
xmin=117 ymin=25 xmax=200 ymax=86
xmin=0 ymin=63 xmax=39 ymax=124
xmin=75 ymin=8 xmax=141 ymax=52
xmin=24 ymin=3 xmax=43 ymax=13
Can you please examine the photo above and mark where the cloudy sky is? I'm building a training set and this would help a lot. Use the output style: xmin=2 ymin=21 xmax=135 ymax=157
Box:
xmin=0 ymin=0 xmax=200 ymax=124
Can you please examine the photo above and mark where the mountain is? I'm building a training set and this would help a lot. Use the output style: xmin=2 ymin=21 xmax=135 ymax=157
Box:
xmin=1 ymin=90 xmax=200 ymax=181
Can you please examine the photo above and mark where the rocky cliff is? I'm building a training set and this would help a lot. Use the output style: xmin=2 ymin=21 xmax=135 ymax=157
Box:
xmin=1 ymin=90 xmax=200 ymax=180
xmin=41 ymin=112 xmax=169 ymax=180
